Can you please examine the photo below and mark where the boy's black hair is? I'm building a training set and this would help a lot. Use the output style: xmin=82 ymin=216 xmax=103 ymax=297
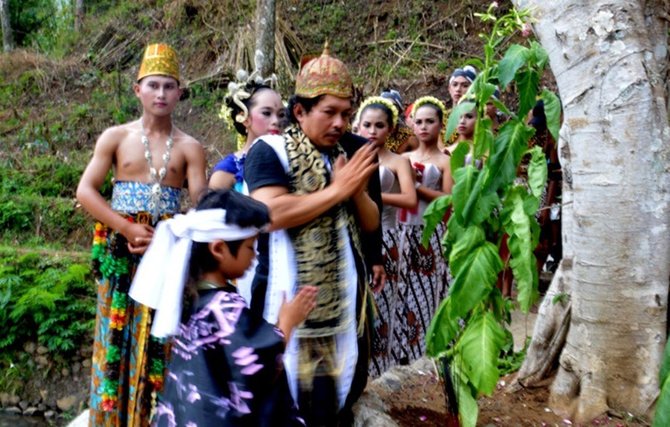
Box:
xmin=188 ymin=190 xmax=270 ymax=282
xmin=286 ymin=94 xmax=325 ymax=124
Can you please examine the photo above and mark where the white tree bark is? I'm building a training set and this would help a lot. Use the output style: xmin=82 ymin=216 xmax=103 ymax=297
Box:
xmin=0 ymin=0 xmax=14 ymax=52
xmin=74 ymin=0 xmax=85 ymax=32
xmin=513 ymin=0 xmax=670 ymax=422
xmin=254 ymin=0 xmax=275 ymax=78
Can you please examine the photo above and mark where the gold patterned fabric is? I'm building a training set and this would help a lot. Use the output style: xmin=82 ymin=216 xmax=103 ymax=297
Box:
xmin=283 ymin=125 xmax=364 ymax=338
xmin=137 ymin=43 xmax=180 ymax=83
xmin=295 ymin=45 xmax=352 ymax=99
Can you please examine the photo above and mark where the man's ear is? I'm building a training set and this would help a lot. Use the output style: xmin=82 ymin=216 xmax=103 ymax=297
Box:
xmin=133 ymin=82 xmax=141 ymax=98
xmin=293 ymin=102 xmax=306 ymax=123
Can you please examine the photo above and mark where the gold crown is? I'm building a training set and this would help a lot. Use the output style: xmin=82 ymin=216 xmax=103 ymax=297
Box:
xmin=137 ymin=43 xmax=180 ymax=83
xmin=295 ymin=43 xmax=352 ymax=99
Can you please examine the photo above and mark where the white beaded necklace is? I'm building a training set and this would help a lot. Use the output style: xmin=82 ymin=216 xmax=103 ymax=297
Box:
xmin=141 ymin=120 xmax=174 ymax=218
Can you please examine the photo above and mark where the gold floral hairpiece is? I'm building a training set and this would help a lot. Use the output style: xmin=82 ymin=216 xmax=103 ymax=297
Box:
xmin=356 ymin=96 xmax=399 ymax=128
xmin=218 ymin=69 xmax=278 ymax=149
xmin=411 ymin=96 xmax=448 ymax=127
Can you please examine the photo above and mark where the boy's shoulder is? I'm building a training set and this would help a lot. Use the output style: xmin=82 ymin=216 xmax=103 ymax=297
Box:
xmin=98 ymin=120 xmax=139 ymax=144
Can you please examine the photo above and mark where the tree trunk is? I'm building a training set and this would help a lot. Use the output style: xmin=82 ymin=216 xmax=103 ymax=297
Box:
xmin=0 ymin=0 xmax=14 ymax=52
xmin=513 ymin=0 xmax=670 ymax=423
xmin=253 ymin=0 xmax=275 ymax=78
xmin=74 ymin=0 xmax=85 ymax=32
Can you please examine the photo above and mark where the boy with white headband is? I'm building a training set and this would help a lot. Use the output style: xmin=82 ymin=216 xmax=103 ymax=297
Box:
xmin=130 ymin=189 xmax=317 ymax=426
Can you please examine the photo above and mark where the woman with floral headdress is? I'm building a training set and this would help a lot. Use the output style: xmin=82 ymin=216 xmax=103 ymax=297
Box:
xmin=209 ymin=71 xmax=286 ymax=193
xmin=397 ymin=96 xmax=453 ymax=364
xmin=356 ymin=96 xmax=417 ymax=377
xmin=379 ymin=89 xmax=418 ymax=154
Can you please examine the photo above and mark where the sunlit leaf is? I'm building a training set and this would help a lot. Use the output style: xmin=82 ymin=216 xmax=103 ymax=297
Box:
xmin=446 ymin=101 xmax=476 ymax=143
xmin=426 ymin=297 xmax=460 ymax=356
xmin=527 ymin=145 xmax=548 ymax=199
xmin=422 ymin=195 xmax=452 ymax=248
xmin=540 ymin=89 xmax=561 ymax=142
xmin=502 ymin=187 xmax=539 ymax=312
xmin=450 ymin=142 xmax=470 ymax=174
xmin=456 ymin=311 xmax=507 ymax=394
xmin=660 ymin=370 xmax=670 ymax=427
xmin=529 ymin=41 xmax=549 ymax=70
xmin=487 ymin=119 xmax=535 ymax=192
xmin=516 ymin=70 xmax=540 ymax=119
xmin=498 ymin=44 xmax=529 ymax=88
xmin=449 ymin=225 xmax=486 ymax=276
xmin=451 ymin=165 xmax=479 ymax=225
xmin=474 ymin=117 xmax=494 ymax=159
xmin=451 ymin=357 xmax=479 ymax=427
xmin=447 ymin=241 xmax=502 ymax=320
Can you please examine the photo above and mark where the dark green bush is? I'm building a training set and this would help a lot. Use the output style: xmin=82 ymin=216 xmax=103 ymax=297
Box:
xmin=0 ymin=248 xmax=95 ymax=355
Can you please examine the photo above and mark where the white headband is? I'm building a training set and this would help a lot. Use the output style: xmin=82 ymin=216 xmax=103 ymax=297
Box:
xmin=129 ymin=208 xmax=262 ymax=338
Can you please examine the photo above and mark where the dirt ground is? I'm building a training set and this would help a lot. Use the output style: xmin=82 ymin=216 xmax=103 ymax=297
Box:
xmin=380 ymin=368 xmax=648 ymax=427
xmin=371 ymin=306 xmax=650 ymax=427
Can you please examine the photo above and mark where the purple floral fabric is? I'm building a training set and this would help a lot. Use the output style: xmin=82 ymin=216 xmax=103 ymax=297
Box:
xmin=154 ymin=285 xmax=304 ymax=427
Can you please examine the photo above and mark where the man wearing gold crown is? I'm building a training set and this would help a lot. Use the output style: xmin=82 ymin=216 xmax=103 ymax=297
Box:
xmin=76 ymin=43 xmax=206 ymax=426
xmin=244 ymin=46 xmax=382 ymax=426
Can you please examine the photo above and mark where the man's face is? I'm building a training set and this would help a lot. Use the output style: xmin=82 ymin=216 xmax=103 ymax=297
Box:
xmin=295 ymin=95 xmax=352 ymax=149
xmin=134 ymin=75 xmax=181 ymax=116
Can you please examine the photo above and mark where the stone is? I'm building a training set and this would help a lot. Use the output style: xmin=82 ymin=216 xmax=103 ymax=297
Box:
xmin=72 ymin=362 xmax=82 ymax=374
xmin=56 ymin=395 xmax=78 ymax=412
xmin=37 ymin=403 xmax=47 ymax=412
xmin=5 ymin=406 xmax=22 ymax=415
xmin=23 ymin=407 xmax=42 ymax=416
xmin=36 ymin=345 xmax=49 ymax=355
xmin=44 ymin=410 xmax=55 ymax=419
xmin=61 ymin=368 xmax=70 ymax=377
xmin=82 ymin=359 xmax=92 ymax=369
xmin=0 ymin=392 xmax=9 ymax=407
xmin=7 ymin=395 xmax=19 ymax=406
xmin=23 ymin=342 xmax=37 ymax=354
xmin=35 ymin=355 xmax=49 ymax=366
xmin=18 ymin=400 xmax=29 ymax=410
xmin=377 ymin=372 xmax=402 ymax=392
xmin=39 ymin=389 xmax=48 ymax=402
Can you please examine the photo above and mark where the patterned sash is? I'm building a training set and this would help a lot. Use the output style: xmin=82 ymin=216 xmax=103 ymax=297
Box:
xmin=283 ymin=126 xmax=364 ymax=338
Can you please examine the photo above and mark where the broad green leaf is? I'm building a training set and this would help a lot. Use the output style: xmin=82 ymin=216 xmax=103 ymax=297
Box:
xmin=450 ymin=142 xmax=470 ymax=174
xmin=490 ymin=96 xmax=512 ymax=117
xmin=487 ymin=120 xmax=535 ymax=192
xmin=529 ymin=41 xmax=549 ymax=70
xmin=456 ymin=311 xmax=507 ymax=394
xmin=447 ymin=241 xmax=502 ymax=320
xmin=473 ymin=117 xmax=494 ymax=159
xmin=659 ymin=336 xmax=670 ymax=385
xmin=442 ymin=213 xmax=466 ymax=259
xmin=462 ymin=168 xmax=500 ymax=226
xmin=426 ymin=297 xmax=460 ymax=356
xmin=451 ymin=165 xmax=479 ymax=225
xmin=541 ymin=89 xmax=561 ymax=142
xmin=449 ymin=225 xmax=486 ymax=277
xmin=498 ymin=44 xmax=529 ymax=88
xmin=451 ymin=358 xmax=479 ymax=427
xmin=527 ymin=145 xmax=548 ymax=199
xmin=422 ymin=195 xmax=452 ymax=248
xmin=446 ymin=101 xmax=476 ymax=143
xmin=465 ymin=57 xmax=485 ymax=71
xmin=516 ymin=70 xmax=540 ymax=119
xmin=502 ymin=188 xmax=539 ymax=312
xmin=654 ymin=372 xmax=670 ymax=427
xmin=473 ymin=80 xmax=496 ymax=108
